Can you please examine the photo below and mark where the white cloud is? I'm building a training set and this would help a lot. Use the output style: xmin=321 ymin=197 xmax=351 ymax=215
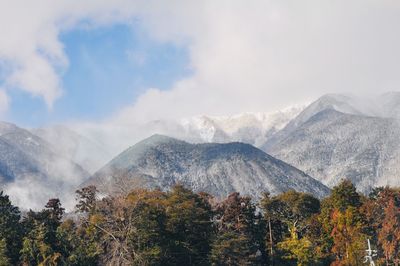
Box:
xmin=0 ymin=0 xmax=143 ymax=108
xmin=2 ymin=0 xmax=400 ymax=116
xmin=44 ymin=0 xmax=399 ymax=157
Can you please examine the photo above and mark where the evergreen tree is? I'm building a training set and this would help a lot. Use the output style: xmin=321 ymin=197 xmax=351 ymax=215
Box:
xmin=75 ymin=186 xmax=98 ymax=214
xmin=211 ymin=192 xmax=265 ymax=265
xmin=56 ymin=219 xmax=99 ymax=265
xmin=20 ymin=221 xmax=64 ymax=265
xmin=165 ymin=185 xmax=214 ymax=265
xmin=330 ymin=180 xmax=362 ymax=211
xmin=0 ymin=191 xmax=22 ymax=265
xmin=126 ymin=189 xmax=168 ymax=265
xmin=0 ymin=238 xmax=11 ymax=266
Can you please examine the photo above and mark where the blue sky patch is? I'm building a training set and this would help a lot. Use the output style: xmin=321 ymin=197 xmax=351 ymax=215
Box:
xmin=8 ymin=23 xmax=191 ymax=127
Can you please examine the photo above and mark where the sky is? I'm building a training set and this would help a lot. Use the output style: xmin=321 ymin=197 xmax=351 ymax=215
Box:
xmin=1 ymin=0 xmax=400 ymax=127
xmin=7 ymin=23 xmax=190 ymax=126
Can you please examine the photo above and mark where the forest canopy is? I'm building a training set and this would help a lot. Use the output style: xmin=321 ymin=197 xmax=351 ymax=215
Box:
xmin=1 ymin=180 xmax=399 ymax=266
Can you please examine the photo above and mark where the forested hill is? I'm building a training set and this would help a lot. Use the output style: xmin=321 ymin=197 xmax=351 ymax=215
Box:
xmin=1 ymin=180 xmax=399 ymax=265
xmin=84 ymin=134 xmax=330 ymax=199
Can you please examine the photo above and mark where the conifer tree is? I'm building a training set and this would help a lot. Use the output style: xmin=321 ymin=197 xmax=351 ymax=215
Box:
xmin=165 ymin=185 xmax=213 ymax=265
xmin=126 ymin=189 xmax=168 ymax=265
xmin=0 ymin=191 xmax=22 ymax=265
xmin=211 ymin=192 xmax=265 ymax=265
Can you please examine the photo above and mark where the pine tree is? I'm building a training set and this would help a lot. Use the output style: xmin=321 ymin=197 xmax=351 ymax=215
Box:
xmin=56 ymin=219 xmax=100 ymax=265
xmin=75 ymin=186 xmax=98 ymax=214
xmin=21 ymin=222 xmax=56 ymax=265
xmin=211 ymin=192 xmax=265 ymax=266
xmin=0 ymin=191 xmax=22 ymax=265
xmin=164 ymin=185 xmax=214 ymax=265
xmin=126 ymin=189 xmax=168 ymax=265
xmin=330 ymin=180 xmax=362 ymax=211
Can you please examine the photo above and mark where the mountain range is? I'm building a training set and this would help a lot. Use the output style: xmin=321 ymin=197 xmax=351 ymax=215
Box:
xmin=2 ymin=92 xmax=400 ymax=209
xmin=263 ymin=94 xmax=400 ymax=193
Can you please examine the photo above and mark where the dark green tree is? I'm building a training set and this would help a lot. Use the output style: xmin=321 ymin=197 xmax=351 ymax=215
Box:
xmin=0 ymin=191 xmax=22 ymax=265
xmin=75 ymin=186 xmax=98 ymax=214
xmin=56 ymin=219 xmax=100 ymax=265
xmin=211 ymin=192 xmax=265 ymax=265
xmin=0 ymin=238 xmax=11 ymax=266
xmin=126 ymin=189 xmax=168 ymax=265
xmin=165 ymin=185 xmax=214 ymax=265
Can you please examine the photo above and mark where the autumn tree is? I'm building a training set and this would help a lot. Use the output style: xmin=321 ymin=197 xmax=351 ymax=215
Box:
xmin=330 ymin=207 xmax=367 ymax=265
xmin=319 ymin=180 xmax=368 ymax=265
xmin=262 ymin=190 xmax=321 ymax=265
xmin=378 ymin=197 xmax=400 ymax=265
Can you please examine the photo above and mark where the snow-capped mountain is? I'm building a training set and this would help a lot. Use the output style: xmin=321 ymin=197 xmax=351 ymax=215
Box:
xmin=0 ymin=122 xmax=90 ymax=209
xmin=83 ymin=134 xmax=330 ymax=199
xmin=264 ymin=92 xmax=400 ymax=193
xmin=48 ymin=106 xmax=305 ymax=171
xmin=179 ymin=105 xmax=305 ymax=146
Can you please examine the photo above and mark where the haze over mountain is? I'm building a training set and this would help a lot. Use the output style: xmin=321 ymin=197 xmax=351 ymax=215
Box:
xmin=31 ymin=126 xmax=111 ymax=174
xmin=0 ymin=122 xmax=89 ymax=209
xmin=83 ymin=134 xmax=329 ymax=199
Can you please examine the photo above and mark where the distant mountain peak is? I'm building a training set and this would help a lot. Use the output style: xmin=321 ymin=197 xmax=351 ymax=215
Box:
xmin=139 ymin=134 xmax=185 ymax=145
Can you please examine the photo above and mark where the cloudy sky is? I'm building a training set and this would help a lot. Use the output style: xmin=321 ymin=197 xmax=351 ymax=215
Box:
xmin=1 ymin=0 xmax=400 ymax=127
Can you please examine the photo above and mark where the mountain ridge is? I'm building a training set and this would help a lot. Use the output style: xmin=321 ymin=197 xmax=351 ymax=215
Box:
xmin=84 ymin=134 xmax=330 ymax=199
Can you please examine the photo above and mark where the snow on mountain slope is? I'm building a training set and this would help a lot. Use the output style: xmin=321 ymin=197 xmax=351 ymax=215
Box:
xmin=180 ymin=105 xmax=305 ymax=146
xmin=83 ymin=135 xmax=330 ymax=199
xmin=0 ymin=122 xmax=90 ymax=210
xmin=65 ymin=106 xmax=305 ymax=170
xmin=266 ymin=109 xmax=400 ymax=193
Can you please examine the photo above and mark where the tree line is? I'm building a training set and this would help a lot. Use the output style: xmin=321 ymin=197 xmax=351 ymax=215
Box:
xmin=1 ymin=180 xmax=400 ymax=265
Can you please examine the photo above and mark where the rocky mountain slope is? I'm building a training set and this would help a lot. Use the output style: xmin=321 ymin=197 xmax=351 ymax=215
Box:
xmin=84 ymin=135 xmax=330 ymax=199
